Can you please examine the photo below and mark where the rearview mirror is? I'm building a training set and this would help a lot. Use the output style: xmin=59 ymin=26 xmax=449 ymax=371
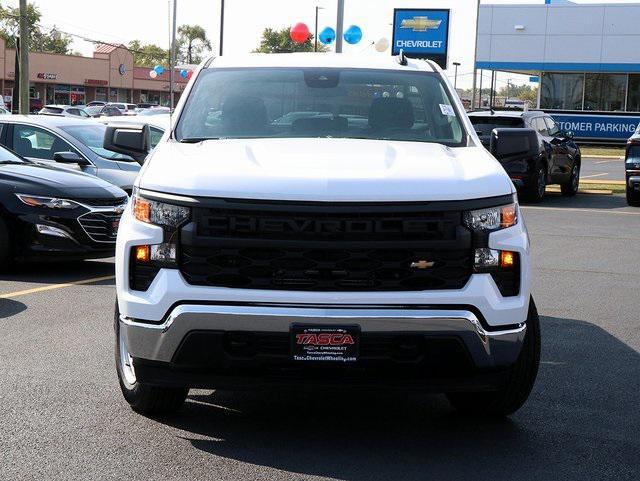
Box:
xmin=103 ymin=123 xmax=150 ymax=164
xmin=53 ymin=151 xmax=90 ymax=165
xmin=490 ymin=128 xmax=540 ymax=161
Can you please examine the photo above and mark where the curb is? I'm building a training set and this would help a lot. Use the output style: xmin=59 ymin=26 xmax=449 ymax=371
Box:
xmin=582 ymin=155 xmax=624 ymax=160
xmin=580 ymin=179 xmax=626 ymax=185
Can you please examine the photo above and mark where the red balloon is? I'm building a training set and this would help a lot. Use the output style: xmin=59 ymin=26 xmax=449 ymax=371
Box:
xmin=186 ymin=70 xmax=193 ymax=80
xmin=290 ymin=23 xmax=310 ymax=44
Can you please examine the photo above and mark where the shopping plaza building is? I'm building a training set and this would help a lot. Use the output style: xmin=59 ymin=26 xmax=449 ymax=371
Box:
xmin=476 ymin=1 xmax=640 ymax=142
xmin=0 ymin=39 xmax=187 ymax=109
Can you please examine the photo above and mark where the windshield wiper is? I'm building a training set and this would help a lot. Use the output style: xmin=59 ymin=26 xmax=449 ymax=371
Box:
xmin=178 ymin=137 xmax=222 ymax=143
xmin=0 ymin=160 xmax=25 ymax=165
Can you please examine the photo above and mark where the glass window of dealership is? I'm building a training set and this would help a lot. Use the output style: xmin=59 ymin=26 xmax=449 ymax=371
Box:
xmin=540 ymin=73 xmax=640 ymax=112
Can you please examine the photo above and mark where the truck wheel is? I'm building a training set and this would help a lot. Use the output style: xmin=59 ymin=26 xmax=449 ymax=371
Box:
xmin=114 ymin=303 xmax=188 ymax=415
xmin=524 ymin=166 xmax=546 ymax=203
xmin=447 ymin=297 xmax=541 ymax=417
xmin=561 ymin=162 xmax=580 ymax=196
xmin=0 ymin=217 xmax=13 ymax=271
xmin=627 ymin=185 xmax=640 ymax=207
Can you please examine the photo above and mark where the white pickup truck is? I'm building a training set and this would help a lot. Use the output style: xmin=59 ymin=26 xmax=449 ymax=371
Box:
xmin=108 ymin=53 xmax=540 ymax=417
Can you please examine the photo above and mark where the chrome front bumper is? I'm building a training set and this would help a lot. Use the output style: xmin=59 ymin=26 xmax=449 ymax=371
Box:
xmin=120 ymin=304 xmax=526 ymax=369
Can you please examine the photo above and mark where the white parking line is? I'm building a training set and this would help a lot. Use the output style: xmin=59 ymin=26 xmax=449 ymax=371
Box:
xmin=522 ymin=206 xmax=640 ymax=216
xmin=595 ymin=160 xmax=621 ymax=164
xmin=581 ymin=173 xmax=608 ymax=179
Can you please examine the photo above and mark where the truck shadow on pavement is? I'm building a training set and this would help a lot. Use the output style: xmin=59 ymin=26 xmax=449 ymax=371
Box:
xmin=0 ymin=298 xmax=26 ymax=318
xmin=156 ymin=315 xmax=639 ymax=481
xmin=524 ymin=192 xmax=630 ymax=210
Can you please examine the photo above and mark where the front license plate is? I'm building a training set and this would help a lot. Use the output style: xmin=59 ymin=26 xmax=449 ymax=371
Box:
xmin=291 ymin=325 xmax=359 ymax=362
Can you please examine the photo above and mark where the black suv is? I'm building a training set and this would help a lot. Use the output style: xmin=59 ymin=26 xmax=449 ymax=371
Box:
xmin=0 ymin=144 xmax=127 ymax=267
xmin=468 ymin=110 xmax=581 ymax=202
xmin=625 ymin=128 xmax=640 ymax=206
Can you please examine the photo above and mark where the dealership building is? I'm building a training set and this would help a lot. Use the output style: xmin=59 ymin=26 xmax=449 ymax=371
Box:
xmin=0 ymin=38 xmax=187 ymax=109
xmin=476 ymin=1 xmax=640 ymax=141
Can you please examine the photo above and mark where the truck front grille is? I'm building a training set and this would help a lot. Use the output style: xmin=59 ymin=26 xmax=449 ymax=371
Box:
xmin=178 ymin=200 xmax=473 ymax=292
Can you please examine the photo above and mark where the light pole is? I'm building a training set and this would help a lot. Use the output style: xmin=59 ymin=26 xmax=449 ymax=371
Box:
xmin=170 ymin=0 xmax=177 ymax=108
xmin=453 ymin=62 xmax=461 ymax=90
xmin=335 ymin=0 xmax=345 ymax=53
xmin=471 ymin=0 xmax=481 ymax=109
xmin=18 ymin=0 xmax=29 ymax=114
xmin=219 ymin=0 xmax=225 ymax=56
xmin=314 ymin=6 xmax=325 ymax=52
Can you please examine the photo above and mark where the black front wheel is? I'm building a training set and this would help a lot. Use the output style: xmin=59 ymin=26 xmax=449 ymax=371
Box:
xmin=0 ymin=217 xmax=12 ymax=272
xmin=115 ymin=302 xmax=188 ymax=415
xmin=561 ymin=162 xmax=580 ymax=197
xmin=524 ymin=166 xmax=546 ymax=203
xmin=627 ymin=184 xmax=640 ymax=207
xmin=447 ymin=297 xmax=541 ymax=417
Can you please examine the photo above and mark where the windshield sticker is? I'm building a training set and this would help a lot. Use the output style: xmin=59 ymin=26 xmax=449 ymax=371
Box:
xmin=440 ymin=104 xmax=455 ymax=116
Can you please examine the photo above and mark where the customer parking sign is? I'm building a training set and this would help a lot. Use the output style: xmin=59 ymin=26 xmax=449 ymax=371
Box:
xmin=392 ymin=9 xmax=450 ymax=69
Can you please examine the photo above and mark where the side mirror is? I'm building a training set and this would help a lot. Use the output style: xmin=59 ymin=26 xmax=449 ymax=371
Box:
xmin=53 ymin=151 xmax=90 ymax=165
xmin=490 ymin=128 xmax=540 ymax=161
xmin=103 ymin=123 xmax=150 ymax=164
xmin=563 ymin=130 xmax=574 ymax=140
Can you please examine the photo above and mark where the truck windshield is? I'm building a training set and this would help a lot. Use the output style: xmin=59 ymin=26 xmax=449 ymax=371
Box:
xmin=176 ymin=68 xmax=465 ymax=146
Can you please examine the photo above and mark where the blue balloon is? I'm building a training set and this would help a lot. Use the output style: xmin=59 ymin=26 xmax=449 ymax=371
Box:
xmin=343 ymin=25 xmax=362 ymax=44
xmin=180 ymin=69 xmax=188 ymax=78
xmin=154 ymin=64 xmax=165 ymax=75
xmin=318 ymin=26 xmax=336 ymax=45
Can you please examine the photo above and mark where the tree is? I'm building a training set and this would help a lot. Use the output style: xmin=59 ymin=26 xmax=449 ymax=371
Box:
xmin=177 ymin=24 xmax=211 ymax=64
xmin=0 ymin=3 xmax=72 ymax=54
xmin=498 ymin=84 xmax=538 ymax=103
xmin=253 ymin=27 xmax=326 ymax=53
xmin=128 ymin=40 xmax=169 ymax=67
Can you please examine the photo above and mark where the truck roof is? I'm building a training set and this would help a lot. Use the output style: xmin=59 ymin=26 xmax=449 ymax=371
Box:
xmin=206 ymin=53 xmax=438 ymax=72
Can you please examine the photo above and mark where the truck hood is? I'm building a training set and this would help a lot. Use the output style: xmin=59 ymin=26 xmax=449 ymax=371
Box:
xmin=140 ymin=138 xmax=514 ymax=202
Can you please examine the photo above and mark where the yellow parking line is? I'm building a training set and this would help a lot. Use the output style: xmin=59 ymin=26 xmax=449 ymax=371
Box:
xmin=0 ymin=275 xmax=115 ymax=299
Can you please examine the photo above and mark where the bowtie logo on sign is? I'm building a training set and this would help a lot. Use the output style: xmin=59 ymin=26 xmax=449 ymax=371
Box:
xmin=392 ymin=9 xmax=450 ymax=69
xmin=400 ymin=16 xmax=442 ymax=32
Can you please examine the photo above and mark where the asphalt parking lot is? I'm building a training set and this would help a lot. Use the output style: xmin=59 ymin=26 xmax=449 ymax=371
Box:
xmin=0 ymin=193 xmax=638 ymax=481
xmin=581 ymin=156 xmax=625 ymax=182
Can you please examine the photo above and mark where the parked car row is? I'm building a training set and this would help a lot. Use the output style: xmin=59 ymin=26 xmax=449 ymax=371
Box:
xmin=0 ymin=113 xmax=169 ymax=269
xmin=37 ymin=102 xmax=168 ymax=119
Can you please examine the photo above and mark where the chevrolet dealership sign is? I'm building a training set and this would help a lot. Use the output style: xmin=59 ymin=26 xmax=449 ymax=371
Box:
xmin=392 ymin=9 xmax=450 ymax=68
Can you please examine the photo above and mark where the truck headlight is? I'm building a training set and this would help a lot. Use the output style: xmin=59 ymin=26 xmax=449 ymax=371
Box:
xmin=463 ymin=203 xmax=518 ymax=232
xmin=131 ymin=188 xmax=189 ymax=228
xmin=16 ymin=194 xmax=81 ymax=210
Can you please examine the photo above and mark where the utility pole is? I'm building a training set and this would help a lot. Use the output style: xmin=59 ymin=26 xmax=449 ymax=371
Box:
xmin=335 ymin=0 xmax=345 ymax=53
xmin=315 ymin=6 xmax=324 ymax=52
xmin=453 ymin=62 xmax=461 ymax=90
xmin=18 ymin=0 xmax=29 ymax=114
xmin=170 ymin=0 xmax=177 ymax=108
xmin=470 ymin=0 xmax=481 ymax=110
xmin=219 ymin=0 xmax=225 ymax=55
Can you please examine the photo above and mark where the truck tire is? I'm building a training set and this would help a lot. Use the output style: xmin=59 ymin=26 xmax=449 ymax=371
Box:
xmin=561 ymin=161 xmax=580 ymax=197
xmin=627 ymin=185 xmax=640 ymax=207
xmin=114 ymin=303 xmax=188 ymax=415
xmin=0 ymin=217 xmax=12 ymax=271
xmin=446 ymin=297 xmax=541 ymax=417
xmin=524 ymin=165 xmax=546 ymax=203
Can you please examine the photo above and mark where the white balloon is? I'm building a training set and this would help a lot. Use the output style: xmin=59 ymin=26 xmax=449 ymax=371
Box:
xmin=375 ymin=37 xmax=389 ymax=52
xmin=149 ymin=70 xmax=158 ymax=78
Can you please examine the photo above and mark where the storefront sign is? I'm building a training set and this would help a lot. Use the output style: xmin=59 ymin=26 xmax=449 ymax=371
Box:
xmin=36 ymin=73 xmax=57 ymax=80
xmin=551 ymin=113 xmax=640 ymax=141
xmin=392 ymin=8 xmax=450 ymax=69
xmin=85 ymin=79 xmax=108 ymax=86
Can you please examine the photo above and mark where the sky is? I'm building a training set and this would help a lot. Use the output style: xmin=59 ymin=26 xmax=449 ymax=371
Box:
xmin=5 ymin=0 xmax=640 ymax=89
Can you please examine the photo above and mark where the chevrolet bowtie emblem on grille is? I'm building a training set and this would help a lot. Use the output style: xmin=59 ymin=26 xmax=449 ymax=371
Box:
xmin=410 ymin=260 xmax=435 ymax=269
xmin=400 ymin=16 xmax=442 ymax=32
